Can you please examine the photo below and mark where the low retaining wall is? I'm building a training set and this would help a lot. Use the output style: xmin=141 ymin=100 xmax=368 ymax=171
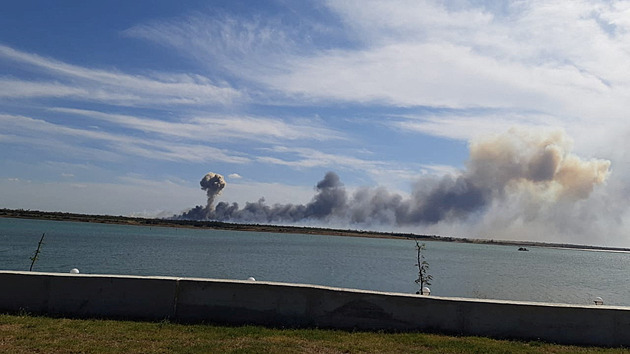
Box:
xmin=1 ymin=271 xmax=628 ymax=347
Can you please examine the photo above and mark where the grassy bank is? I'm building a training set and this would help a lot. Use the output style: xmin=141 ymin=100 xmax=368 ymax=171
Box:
xmin=0 ymin=314 xmax=626 ymax=353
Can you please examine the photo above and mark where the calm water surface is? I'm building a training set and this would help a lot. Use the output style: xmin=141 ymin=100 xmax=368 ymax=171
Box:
xmin=1 ymin=217 xmax=629 ymax=306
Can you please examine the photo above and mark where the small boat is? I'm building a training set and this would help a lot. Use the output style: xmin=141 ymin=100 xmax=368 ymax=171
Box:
xmin=517 ymin=247 xmax=529 ymax=251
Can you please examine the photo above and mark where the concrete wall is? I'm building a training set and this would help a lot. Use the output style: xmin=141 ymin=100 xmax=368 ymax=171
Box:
xmin=1 ymin=270 xmax=629 ymax=347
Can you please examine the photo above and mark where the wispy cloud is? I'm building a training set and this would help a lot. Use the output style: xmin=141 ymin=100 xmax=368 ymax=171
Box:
xmin=3 ymin=112 xmax=402 ymax=182
xmin=0 ymin=114 xmax=250 ymax=164
xmin=0 ymin=44 xmax=241 ymax=106
xmin=256 ymin=146 xmax=385 ymax=169
xmin=123 ymin=1 xmax=630 ymax=140
xmin=51 ymin=107 xmax=346 ymax=143
xmin=0 ymin=79 xmax=88 ymax=98
xmin=123 ymin=9 xmax=330 ymax=76
xmin=255 ymin=145 xmax=426 ymax=186
xmin=389 ymin=111 xmax=563 ymax=141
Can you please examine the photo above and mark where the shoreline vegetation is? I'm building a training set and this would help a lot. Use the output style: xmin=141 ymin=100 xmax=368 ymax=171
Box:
xmin=1 ymin=208 xmax=628 ymax=253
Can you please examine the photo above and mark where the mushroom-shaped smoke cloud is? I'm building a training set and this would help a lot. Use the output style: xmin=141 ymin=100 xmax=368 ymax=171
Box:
xmin=178 ymin=172 xmax=226 ymax=220
xmin=200 ymin=172 xmax=226 ymax=211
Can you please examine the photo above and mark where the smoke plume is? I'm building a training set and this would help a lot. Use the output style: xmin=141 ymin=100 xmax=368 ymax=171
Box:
xmin=179 ymin=172 xmax=226 ymax=219
xmin=176 ymin=129 xmax=611 ymax=242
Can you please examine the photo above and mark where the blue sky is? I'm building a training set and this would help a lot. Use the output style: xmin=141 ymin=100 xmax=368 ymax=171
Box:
xmin=2 ymin=1 xmax=630 ymax=246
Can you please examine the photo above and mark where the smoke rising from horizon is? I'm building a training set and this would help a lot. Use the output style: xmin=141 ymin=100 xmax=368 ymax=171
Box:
xmin=176 ymin=128 xmax=611 ymax=241
xmin=180 ymin=172 xmax=226 ymax=219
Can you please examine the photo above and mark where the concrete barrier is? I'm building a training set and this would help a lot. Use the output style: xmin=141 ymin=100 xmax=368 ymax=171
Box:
xmin=0 ymin=271 xmax=177 ymax=320
xmin=1 ymin=270 xmax=629 ymax=347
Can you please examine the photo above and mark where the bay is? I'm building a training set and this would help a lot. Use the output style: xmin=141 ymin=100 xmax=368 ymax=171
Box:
xmin=1 ymin=217 xmax=629 ymax=306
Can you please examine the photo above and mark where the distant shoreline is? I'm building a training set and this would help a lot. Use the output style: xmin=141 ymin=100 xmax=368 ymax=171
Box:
xmin=2 ymin=208 xmax=629 ymax=253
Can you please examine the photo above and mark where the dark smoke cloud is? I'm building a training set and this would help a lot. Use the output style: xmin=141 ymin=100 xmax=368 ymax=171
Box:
xmin=179 ymin=172 xmax=226 ymax=220
xmin=205 ymin=171 xmax=347 ymax=223
xmin=200 ymin=172 xmax=226 ymax=205
xmin=176 ymin=129 xmax=611 ymax=233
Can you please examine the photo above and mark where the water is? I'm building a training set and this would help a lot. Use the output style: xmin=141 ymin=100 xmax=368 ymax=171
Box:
xmin=1 ymin=217 xmax=629 ymax=306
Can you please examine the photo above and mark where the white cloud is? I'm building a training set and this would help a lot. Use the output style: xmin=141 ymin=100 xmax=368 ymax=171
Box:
xmin=2 ymin=113 xmax=408 ymax=182
xmin=256 ymin=146 xmax=386 ymax=170
xmin=124 ymin=1 xmax=630 ymax=131
xmin=251 ymin=0 xmax=630 ymax=161
xmin=390 ymin=112 xmax=563 ymax=141
xmin=0 ymin=114 xmax=250 ymax=164
xmin=51 ymin=107 xmax=346 ymax=143
xmin=261 ymin=37 xmax=623 ymax=125
xmin=254 ymin=145 xmax=428 ymax=189
xmin=0 ymin=44 xmax=241 ymax=106
xmin=123 ymin=11 xmax=310 ymax=77
xmin=0 ymin=79 xmax=87 ymax=98
xmin=418 ymin=164 xmax=460 ymax=176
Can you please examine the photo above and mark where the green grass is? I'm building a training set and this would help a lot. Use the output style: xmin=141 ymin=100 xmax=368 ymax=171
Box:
xmin=1 ymin=314 xmax=627 ymax=353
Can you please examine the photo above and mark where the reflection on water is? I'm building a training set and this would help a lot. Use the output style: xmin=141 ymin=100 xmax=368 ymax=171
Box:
xmin=1 ymin=217 xmax=629 ymax=306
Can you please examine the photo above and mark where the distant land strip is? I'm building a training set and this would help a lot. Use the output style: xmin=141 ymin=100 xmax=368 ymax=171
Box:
xmin=2 ymin=208 xmax=629 ymax=253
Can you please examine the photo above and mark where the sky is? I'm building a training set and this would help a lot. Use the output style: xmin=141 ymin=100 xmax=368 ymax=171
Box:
xmin=2 ymin=1 xmax=630 ymax=246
